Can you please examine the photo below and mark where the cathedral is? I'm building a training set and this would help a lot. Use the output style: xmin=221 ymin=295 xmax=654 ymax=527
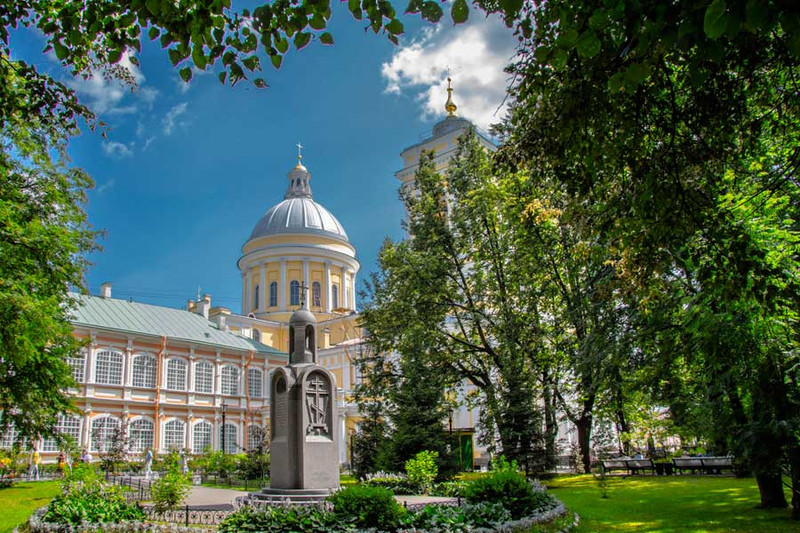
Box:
xmin=3 ymin=83 xmax=500 ymax=468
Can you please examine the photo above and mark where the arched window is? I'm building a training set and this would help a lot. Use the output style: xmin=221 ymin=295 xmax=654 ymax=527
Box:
xmin=332 ymin=284 xmax=339 ymax=309
xmin=94 ymin=349 xmax=123 ymax=385
xmin=67 ymin=350 xmax=85 ymax=383
xmin=90 ymin=416 xmax=120 ymax=452
xmin=247 ymin=424 xmax=264 ymax=451
xmin=195 ymin=361 xmax=214 ymax=393
xmin=312 ymin=282 xmax=321 ymax=307
xmin=42 ymin=415 xmax=82 ymax=452
xmin=220 ymin=423 xmax=238 ymax=454
xmin=269 ymin=282 xmax=278 ymax=307
xmin=193 ymin=421 xmax=213 ymax=453
xmin=221 ymin=365 xmax=239 ymax=396
xmin=253 ymin=284 xmax=260 ymax=309
xmin=253 ymin=329 xmax=261 ymax=342
xmin=290 ymin=280 xmax=300 ymax=306
xmin=132 ymin=354 xmax=157 ymax=388
xmin=248 ymin=368 xmax=263 ymax=398
xmin=163 ymin=419 xmax=185 ymax=450
xmin=129 ymin=418 xmax=154 ymax=452
xmin=166 ymin=358 xmax=187 ymax=391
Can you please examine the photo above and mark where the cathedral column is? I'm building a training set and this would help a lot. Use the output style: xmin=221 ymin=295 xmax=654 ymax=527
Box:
xmin=245 ymin=272 xmax=253 ymax=314
xmin=347 ymin=269 xmax=356 ymax=310
xmin=341 ymin=266 xmax=349 ymax=310
xmin=279 ymin=260 xmax=287 ymax=309
xmin=241 ymin=272 xmax=247 ymax=315
xmin=324 ymin=262 xmax=331 ymax=313
xmin=259 ymin=265 xmax=267 ymax=312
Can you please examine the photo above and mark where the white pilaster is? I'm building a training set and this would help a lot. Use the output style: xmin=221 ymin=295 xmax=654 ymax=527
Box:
xmin=342 ymin=266 xmax=349 ymax=310
xmin=324 ymin=261 xmax=331 ymax=312
xmin=245 ymin=272 xmax=253 ymax=314
xmin=259 ymin=265 xmax=267 ymax=312
xmin=279 ymin=260 xmax=287 ymax=309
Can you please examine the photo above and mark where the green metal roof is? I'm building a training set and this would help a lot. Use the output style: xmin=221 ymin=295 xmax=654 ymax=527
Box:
xmin=69 ymin=293 xmax=286 ymax=356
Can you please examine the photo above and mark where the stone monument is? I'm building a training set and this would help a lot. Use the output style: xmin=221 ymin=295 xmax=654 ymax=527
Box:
xmin=251 ymin=284 xmax=339 ymax=504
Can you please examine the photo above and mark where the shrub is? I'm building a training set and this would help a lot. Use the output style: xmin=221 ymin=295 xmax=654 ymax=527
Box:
xmin=219 ymin=506 xmax=351 ymax=533
xmin=430 ymin=480 xmax=470 ymax=498
xmin=151 ymin=457 xmax=192 ymax=512
xmin=405 ymin=450 xmax=438 ymax=494
xmin=363 ymin=472 xmax=417 ymax=495
xmin=42 ymin=481 xmax=145 ymax=525
xmin=403 ymin=502 xmax=510 ymax=532
xmin=465 ymin=470 xmax=554 ymax=519
xmin=328 ymin=485 xmax=405 ymax=530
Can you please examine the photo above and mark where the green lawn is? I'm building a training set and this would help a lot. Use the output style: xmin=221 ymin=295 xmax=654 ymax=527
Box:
xmin=546 ymin=474 xmax=796 ymax=532
xmin=0 ymin=481 xmax=60 ymax=533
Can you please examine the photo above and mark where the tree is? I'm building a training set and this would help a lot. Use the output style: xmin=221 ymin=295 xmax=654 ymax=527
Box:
xmin=502 ymin=0 xmax=800 ymax=514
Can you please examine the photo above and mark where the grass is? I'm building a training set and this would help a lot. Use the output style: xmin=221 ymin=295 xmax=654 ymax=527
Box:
xmin=546 ymin=474 xmax=796 ymax=532
xmin=0 ymin=481 xmax=60 ymax=533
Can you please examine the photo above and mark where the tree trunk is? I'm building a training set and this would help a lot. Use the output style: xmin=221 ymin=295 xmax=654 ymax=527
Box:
xmin=755 ymin=470 xmax=788 ymax=509
xmin=576 ymin=414 xmax=592 ymax=474
xmin=789 ymin=446 xmax=800 ymax=520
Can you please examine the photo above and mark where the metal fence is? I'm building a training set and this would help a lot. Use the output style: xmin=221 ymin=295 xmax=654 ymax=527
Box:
xmin=143 ymin=506 xmax=232 ymax=526
xmin=105 ymin=474 xmax=152 ymax=502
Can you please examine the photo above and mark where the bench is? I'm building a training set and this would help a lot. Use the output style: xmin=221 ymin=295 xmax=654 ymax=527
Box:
xmin=601 ymin=458 xmax=655 ymax=476
xmin=672 ymin=456 xmax=733 ymax=475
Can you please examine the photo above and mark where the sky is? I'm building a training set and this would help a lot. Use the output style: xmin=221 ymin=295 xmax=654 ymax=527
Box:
xmin=12 ymin=8 xmax=518 ymax=312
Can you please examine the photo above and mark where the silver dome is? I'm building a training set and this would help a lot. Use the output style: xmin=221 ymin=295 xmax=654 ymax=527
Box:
xmin=249 ymin=197 xmax=349 ymax=241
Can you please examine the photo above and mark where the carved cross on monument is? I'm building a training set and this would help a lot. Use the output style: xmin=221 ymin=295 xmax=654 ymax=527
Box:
xmin=300 ymin=282 xmax=310 ymax=309
xmin=306 ymin=375 xmax=329 ymax=436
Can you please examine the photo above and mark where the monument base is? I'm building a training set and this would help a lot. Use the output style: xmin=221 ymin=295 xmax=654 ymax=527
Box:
xmin=246 ymin=487 xmax=333 ymax=506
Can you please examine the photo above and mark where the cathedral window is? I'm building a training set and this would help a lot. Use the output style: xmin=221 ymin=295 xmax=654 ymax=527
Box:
xmin=166 ymin=358 xmax=188 ymax=391
xmin=163 ymin=419 xmax=185 ymax=450
xmin=192 ymin=421 xmax=212 ymax=453
xmin=248 ymin=368 xmax=263 ymax=398
xmin=42 ymin=415 xmax=82 ymax=452
xmin=253 ymin=329 xmax=261 ymax=342
xmin=67 ymin=350 xmax=85 ymax=383
xmin=312 ymin=282 xmax=321 ymax=307
xmin=269 ymin=282 xmax=277 ymax=307
xmin=290 ymin=280 xmax=300 ymax=305
xmin=128 ymin=418 xmax=154 ymax=452
xmin=332 ymin=284 xmax=339 ymax=309
xmin=90 ymin=416 xmax=120 ymax=452
xmin=195 ymin=362 xmax=214 ymax=393
xmin=94 ymin=349 xmax=123 ymax=385
xmin=132 ymin=354 xmax=157 ymax=388
xmin=221 ymin=365 xmax=239 ymax=396
xmin=253 ymin=284 xmax=260 ymax=309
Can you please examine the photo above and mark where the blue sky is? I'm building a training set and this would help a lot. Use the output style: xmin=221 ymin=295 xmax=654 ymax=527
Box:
xmin=13 ymin=8 xmax=516 ymax=312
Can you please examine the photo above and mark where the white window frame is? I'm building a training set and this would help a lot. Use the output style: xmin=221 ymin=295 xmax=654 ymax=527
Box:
xmin=163 ymin=419 xmax=185 ymax=451
xmin=192 ymin=421 xmax=213 ymax=454
xmin=194 ymin=361 xmax=214 ymax=394
xmin=67 ymin=350 xmax=86 ymax=383
xmin=221 ymin=365 xmax=239 ymax=396
xmin=42 ymin=415 xmax=82 ymax=452
xmin=220 ymin=422 xmax=238 ymax=454
xmin=248 ymin=368 xmax=263 ymax=398
xmin=166 ymin=358 xmax=188 ymax=391
xmin=132 ymin=353 xmax=157 ymax=388
xmin=269 ymin=282 xmax=278 ymax=307
xmin=94 ymin=349 xmax=123 ymax=385
xmin=128 ymin=418 xmax=154 ymax=452
xmin=90 ymin=416 xmax=120 ymax=452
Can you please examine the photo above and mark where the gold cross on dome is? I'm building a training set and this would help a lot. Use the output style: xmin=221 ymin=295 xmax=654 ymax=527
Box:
xmin=296 ymin=142 xmax=303 ymax=163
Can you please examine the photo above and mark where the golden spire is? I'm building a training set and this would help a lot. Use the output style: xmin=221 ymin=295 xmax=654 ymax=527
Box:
xmin=445 ymin=76 xmax=457 ymax=116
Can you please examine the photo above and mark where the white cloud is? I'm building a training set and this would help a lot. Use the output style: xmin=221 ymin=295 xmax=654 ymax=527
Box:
xmin=381 ymin=16 xmax=517 ymax=131
xmin=102 ymin=141 xmax=133 ymax=159
xmin=162 ymin=102 xmax=189 ymax=135
xmin=67 ymin=52 xmax=155 ymax=115
xmin=143 ymin=136 xmax=156 ymax=151
xmin=96 ymin=179 xmax=116 ymax=193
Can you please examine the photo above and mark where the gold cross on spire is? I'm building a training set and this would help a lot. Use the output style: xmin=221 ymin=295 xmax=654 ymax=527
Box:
xmin=296 ymin=142 xmax=303 ymax=163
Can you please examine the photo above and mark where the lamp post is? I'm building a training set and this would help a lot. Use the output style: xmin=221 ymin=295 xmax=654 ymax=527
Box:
xmin=221 ymin=402 xmax=227 ymax=454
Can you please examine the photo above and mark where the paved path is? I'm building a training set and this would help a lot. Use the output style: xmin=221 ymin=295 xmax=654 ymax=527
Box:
xmin=394 ymin=495 xmax=458 ymax=506
xmin=183 ymin=486 xmax=245 ymax=509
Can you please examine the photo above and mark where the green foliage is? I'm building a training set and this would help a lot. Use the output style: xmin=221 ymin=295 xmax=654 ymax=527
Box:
xmin=42 ymin=480 xmax=145 ymax=525
xmin=328 ymin=484 xmax=406 ymax=530
xmin=219 ymin=506 xmax=352 ymax=533
xmin=63 ymin=462 xmax=99 ymax=485
xmin=150 ymin=454 xmax=191 ymax=512
xmin=405 ymin=450 xmax=438 ymax=494
xmin=430 ymin=480 xmax=470 ymax=498
xmin=402 ymin=502 xmax=511 ymax=532
xmin=465 ymin=470 xmax=553 ymax=519
xmin=363 ymin=473 xmax=417 ymax=495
